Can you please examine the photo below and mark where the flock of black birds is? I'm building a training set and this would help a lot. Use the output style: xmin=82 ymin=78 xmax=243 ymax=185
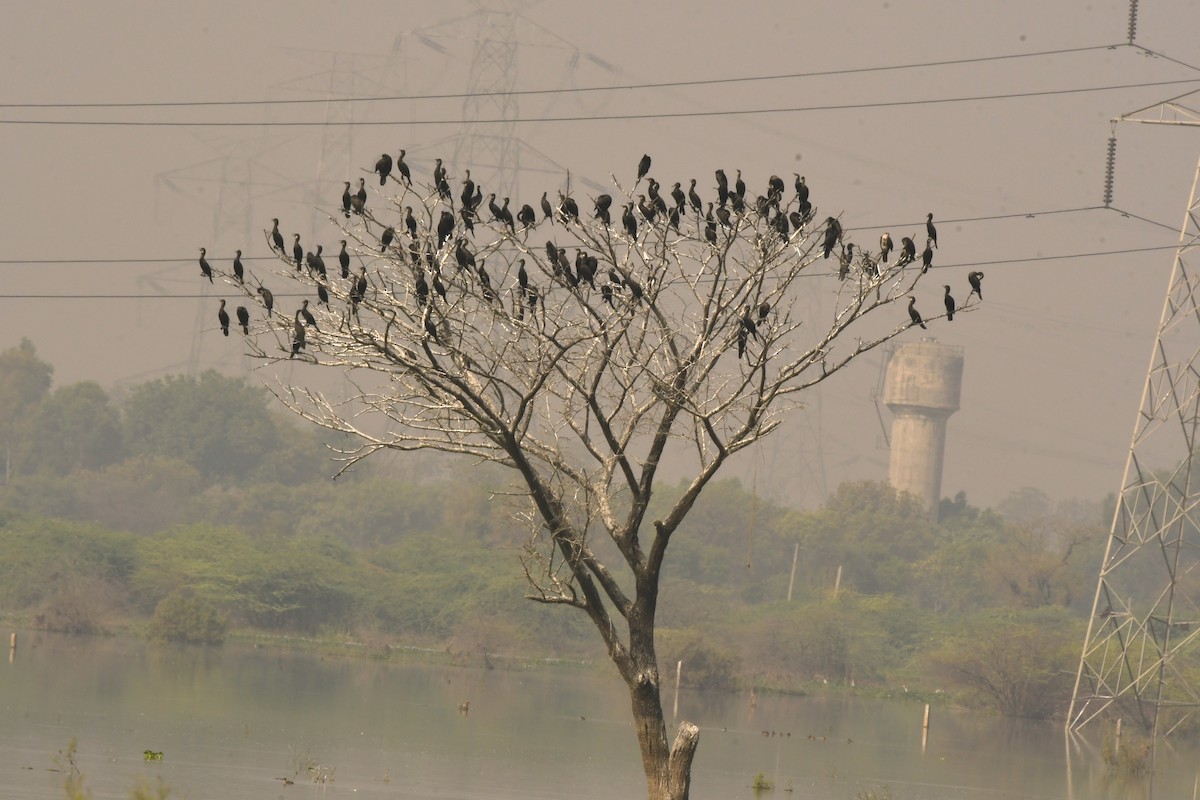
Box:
xmin=199 ymin=151 xmax=981 ymax=360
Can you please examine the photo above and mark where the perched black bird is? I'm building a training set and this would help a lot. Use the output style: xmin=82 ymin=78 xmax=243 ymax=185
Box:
xmin=396 ymin=149 xmax=411 ymax=186
xmin=601 ymin=282 xmax=615 ymax=308
xmin=232 ymin=250 xmax=244 ymax=283
xmin=292 ymin=235 xmax=303 ymax=270
xmin=516 ymin=258 xmax=528 ymax=290
xmin=217 ymin=299 xmax=230 ymax=336
xmin=499 ymin=198 xmax=516 ymax=232
xmin=908 ymin=296 xmax=926 ymax=330
xmin=926 ymin=213 xmax=938 ymax=249
xmin=477 ymin=260 xmax=495 ymax=302
xmin=838 ymin=243 xmax=854 ymax=280
xmin=767 ymin=175 xmax=785 ymax=205
xmin=757 ymin=301 xmax=770 ymax=321
xmin=236 ymin=305 xmax=250 ymax=335
xmin=518 ymin=203 xmax=536 ymax=230
xmin=716 ymin=205 xmax=732 ymax=228
xmin=270 ymin=218 xmax=285 ymax=254
xmin=558 ymin=192 xmax=579 ymax=224
xmin=737 ymin=307 xmax=760 ymax=359
xmin=821 ymin=224 xmax=839 ymax=259
xmin=198 ymin=248 xmax=213 ymax=282
xmin=671 ymin=182 xmax=686 ymax=213
xmin=316 ymin=280 xmax=329 ymax=308
xmin=626 ymin=276 xmax=643 ymax=305
xmin=943 ymin=285 xmax=956 ymax=321
xmin=879 ymin=232 xmax=892 ymax=264
xmin=540 ymin=191 xmax=554 ymax=223
xmin=455 ymin=238 xmax=475 ymax=271
xmin=898 ymin=236 xmax=916 ymax=267
xmin=668 ymin=207 xmax=680 ymax=233
xmin=353 ymin=178 xmax=367 ymax=214
xmin=558 ymin=248 xmax=576 ymax=286
xmin=487 ymin=193 xmax=503 ymax=223
xmin=638 ymin=195 xmax=657 ymax=224
xmin=688 ymin=179 xmax=702 ymax=214
xmin=342 ymin=182 xmax=352 ymax=218
xmin=795 ymin=174 xmax=809 ymax=206
xmin=432 ymin=271 xmax=447 ymax=303
xmin=433 ymin=158 xmax=447 ymax=191
xmin=460 ymin=206 xmax=476 ymax=234
xmin=921 ymin=239 xmax=934 ymax=274
xmin=637 ymin=153 xmax=652 ymax=183
xmin=375 ymin=153 xmax=393 ymax=186
xmin=338 ymin=240 xmax=350 ymax=279
xmin=257 ymin=285 xmax=274 ymax=313
xmin=351 ymin=267 xmax=368 ymax=309
xmin=622 ymin=204 xmax=638 ymax=239
xmin=704 ymin=206 xmax=718 ymax=246
xmin=715 ymin=169 xmax=729 ymax=207
xmin=380 ymin=226 xmax=396 ymax=252
xmin=291 ymin=310 xmax=306 ymax=358
xmin=968 ymin=270 xmax=984 ymax=299
xmin=404 ymin=206 xmax=418 ymax=239
xmin=437 ymin=211 xmax=455 ymax=249
xmin=414 ymin=271 xmax=430 ymax=308
xmin=461 ymin=170 xmax=475 ymax=209
xmin=734 ymin=169 xmax=746 ymax=200
xmin=313 ymin=245 xmax=326 ymax=278
xmin=300 ymin=298 xmax=319 ymax=330
xmin=424 ymin=312 xmax=439 ymax=343
xmin=594 ymin=193 xmax=613 ymax=225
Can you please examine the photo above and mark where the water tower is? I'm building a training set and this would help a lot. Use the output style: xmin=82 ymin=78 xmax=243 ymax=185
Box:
xmin=882 ymin=339 xmax=964 ymax=520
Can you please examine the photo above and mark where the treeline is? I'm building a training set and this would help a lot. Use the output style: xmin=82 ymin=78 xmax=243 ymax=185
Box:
xmin=0 ymin=339 xmax=1161 ymax=720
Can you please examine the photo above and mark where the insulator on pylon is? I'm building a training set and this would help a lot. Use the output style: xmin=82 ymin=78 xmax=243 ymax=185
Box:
xmin=1127 ymin=0 xmax=1139 ymax=44
xmin=1103 ymin=137 xmax=1117 ymax=206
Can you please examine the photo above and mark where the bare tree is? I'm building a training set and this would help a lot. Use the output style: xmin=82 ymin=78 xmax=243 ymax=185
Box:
xmin=216 ymin=160 xmax=962 ymax=799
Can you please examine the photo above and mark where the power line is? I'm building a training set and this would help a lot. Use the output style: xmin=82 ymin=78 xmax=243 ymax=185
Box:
xmin=0 ymin=244 xmax=1180 ymax=299
xmin=0 ymin=44 xmax=1123 ymax=110
xmin=4 ymin=78 xmax=1198 ymax=127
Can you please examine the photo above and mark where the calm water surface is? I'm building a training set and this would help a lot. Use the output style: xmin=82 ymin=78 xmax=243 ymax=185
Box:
xmin=2 ymin=633 xmax=1196 ymax=799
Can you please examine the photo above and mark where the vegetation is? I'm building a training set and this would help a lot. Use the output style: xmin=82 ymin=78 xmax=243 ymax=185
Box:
xmin=0 ymin=340 xmax=1131 ymax=724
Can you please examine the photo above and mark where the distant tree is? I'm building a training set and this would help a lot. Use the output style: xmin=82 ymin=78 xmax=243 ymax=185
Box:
xmin=27 ymin=381 xmax=125 ymax=475
xmin=0 ymin=339 xmax=53 ymax=482
xmin=208 ymin=158 xmax=961 ymax=799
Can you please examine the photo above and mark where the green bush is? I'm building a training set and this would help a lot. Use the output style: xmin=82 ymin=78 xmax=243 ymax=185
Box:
xmin=148 ymin=590 xmax=227 ymax=644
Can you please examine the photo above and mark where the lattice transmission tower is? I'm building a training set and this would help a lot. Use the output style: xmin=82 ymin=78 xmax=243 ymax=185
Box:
xmin=1069 ymin=96 xmax=1200 ymax=743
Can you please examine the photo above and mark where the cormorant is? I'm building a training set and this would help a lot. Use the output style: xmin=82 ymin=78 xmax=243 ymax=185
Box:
xmin=236 ymin=305 xmax=250 ymax=334
xmin=926 ymin=213 xmax=938 ymax=249
xmin=898 ymin=236 xmax=916 ymax=267
xmin=648 ymin=179 xmax=668 ymax=215
xmin=380 ymin=226 xmax=395 ymax=252
xmin=638 ymin=195 xmax=657 ymax=223
xmin=730 ymin=191 xmax=746 ymax=215
xmin=477 ymin=260 xmax=495 ymax=302
xmin=316 ymin=280 xmax=329 ymax=308
xmin=500 ymin=199 xmax=517 ymax=232
xmin=437 ymin=210 xmax=455 ymax=249
xmin=688 ymin=179 xmax=702 ymax=214
xmin=704 ymin=204 xmax=718 ymax=246
xmin=838 ymin=243 xmax=854 ymax=280
xmin=558 ymin=192 xmax=579 ymax=223
xmin=668 ymin=206 xmax=681 ymax=233
xmin=233 ymin=250 xmax=244 ymax=283
xmin=908 ymin=296 xmax=926 ymax=330
xmin=968 ymin=270 xmax=984 ymax=299
xmin=879 ymin=232 xmax=892 ymax=263
xmin=757 ymin=302 xmax=770 ymax=321
xmin=455 ymin=238 xmax=475 ymax=271
xmin=626 ymin=276 xmax=643 ymax=304
xmin=300 ymin=298 xmax=319 ymax=330
xmin=403 ymin=206 xmax=417 ymax=239
xmin=292 ymin=235 xmax=303 ymax=270
xmin=516 ymin=259 xmax=528 ymax=290
xmin=943 ymin=285 xmax=955 ymax=321
xmin=921 ymin=239 xmax=933 ymax=274
xmin=715 ymin=169 xmax=729 ymax=207
xmin=354 ymin=178 xmax=367 ymax=214
xmin=414 ymin=271 xmax=430 ymax=308
xmin=601 ymin=282 xmax=615 ymax=308
xmin=217 ymin=299 xmax=230 ymax=336
xmin=540 ymin=191 xmax=554 ymax=223
xmin=461 ymin=170 xmax=475 ymax=209
xmin=433 ymin=158 xmax=446 ymax=190
xmin=558 ymin=248 xmax=576 ymax=286
xmin=716 ymin=205 xmax=732 ymax=228
xmin=622 ymin=204 xmax=638 ymax=239
xmin=734 ymin=169 xmax=746 ymax=200
xmin=270 ymin=219 xmax=285 ymax=254
xmin=737 ymin=307 xmax=760 ymax=359
xmin=338 ymin=240 xmax=350 ymax=279
xmin=768 ymin=175 xmax=785 ymax=205
xmin=257 ymin=284 xmax=274 ymax=313
xmin=518 ymin=203 xmax=536 ymax=229
xmin=594 ymin=194 xmax=612 ymax=225
xmin=487 ymin=193 xmax=503 ymax=222
xmin=671 ymin=182 xmax=686 ymax=213
xmin=198 ymin=248 xmax=213 ymax=283
xmin=313 ymin=244 xmax=325 ymax=278
xmin=352 ymin=266 xmax=368 ymax=308
xmin=396 ymin=149 xmax=411 ymax=186
xmin=821 ymin=223 xmax=839 ymax=259
xmin=375 ymin=153 xmax=393 ymax=186
xmin=432 ymin=271 xmax=447 ymax=303
xmin=460 ymin=206 xmax=476 ymax=234
xmin=637 ymin=153 xmax=651 ymax=183
xmin=795 ymin=175 xmax=809 ymax=206
xmin=341 ymin=182 xmax=352 ymax=218
xmin=424 ymin=312 xmax=439 ymax=343
xmin=291 ymin=310 xmax=306 ymax=358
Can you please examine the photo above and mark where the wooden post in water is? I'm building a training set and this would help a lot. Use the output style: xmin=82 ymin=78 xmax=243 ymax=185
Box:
xmin=921 ymin=703 xmax=931 ymax=752
xmin=786 ymin=542 xmax=799 ymax=601
xmin=833 ymin=564 xmax=843 ymax=595
xmin=672 ymin=660 xmax=682 ymax=719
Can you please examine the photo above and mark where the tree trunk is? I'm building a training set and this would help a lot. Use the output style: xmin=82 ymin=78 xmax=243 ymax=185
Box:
xmin=630 ymin=673 xmax=700 ymax=799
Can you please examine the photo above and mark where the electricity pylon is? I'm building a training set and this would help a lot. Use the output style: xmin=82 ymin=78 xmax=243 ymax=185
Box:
xmin=1069 ymin=96 xmax=1200 ymax=743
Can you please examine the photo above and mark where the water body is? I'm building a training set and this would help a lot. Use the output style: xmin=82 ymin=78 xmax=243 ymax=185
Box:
xmin=2 ymin=633 xmax=1196 ymax=799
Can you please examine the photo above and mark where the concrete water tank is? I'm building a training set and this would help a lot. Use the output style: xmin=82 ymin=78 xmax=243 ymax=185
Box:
xmin=883 ymin=339 xmax=964 ymax=520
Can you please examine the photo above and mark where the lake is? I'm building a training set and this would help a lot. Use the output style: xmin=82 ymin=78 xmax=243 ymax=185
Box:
xmin=1 ymin=632 xmax=1196 ymax=799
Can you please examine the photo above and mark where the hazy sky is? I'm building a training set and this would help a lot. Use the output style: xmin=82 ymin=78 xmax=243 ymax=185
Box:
xmin=3 ymin=0 xmax=1199 ymax=510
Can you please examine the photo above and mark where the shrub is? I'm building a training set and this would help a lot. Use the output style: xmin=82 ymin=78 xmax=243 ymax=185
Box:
xmin=148 ymin=590 xmax=227 ymax=644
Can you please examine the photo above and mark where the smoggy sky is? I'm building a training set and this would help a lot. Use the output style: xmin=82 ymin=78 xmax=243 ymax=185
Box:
xmin=2 ymin=0 xmax=1198 ymax=510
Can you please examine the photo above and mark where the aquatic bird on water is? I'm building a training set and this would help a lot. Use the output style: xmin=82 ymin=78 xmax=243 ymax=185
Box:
xmin=292 ymin=235 xmax=303 ymax=270
xmin=338 ymin=240 xmax=350 ymax=279
xmin=300 ymin=298 xmax=319 ymax=330
xmin=396 ymin=149 xmax=411 ymax=186
xmin=270 ymin=219 xmax=285 ymax=254
xmin=921 ymin=239 xmax=933 ymax=274
xmin=637 ymin=153 xmax=652 ymax=183
xmin=968 ymin=270 xmax=984 ymax=299
xmin=908 ymin=296 xmax=926 ymax=330
xmin=879 ymin=232 xmax=892 ymax=264
xmin=236 ymin=305 xmax=250 ymax=334
xmin=943 ymin=285 xmax=956 ymax=321
xmin=926 ymin=213 xmax=938 ymax=249
xmin=217 ymin=300 xmax=229 ymax=336
xmin=375 ymin=152 xmax=392 ymax=185
xmin=233 ymin=250 xmax=244 ymax=283
xmin=198 ymin=248 xmax=213 ymax=283
xmin=257 ymin=285 xmax=273 ymax=313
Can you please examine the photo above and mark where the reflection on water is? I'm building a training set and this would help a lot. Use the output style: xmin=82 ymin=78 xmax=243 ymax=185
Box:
xmin=1 ymin=632 xmax=1195 ymax=799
